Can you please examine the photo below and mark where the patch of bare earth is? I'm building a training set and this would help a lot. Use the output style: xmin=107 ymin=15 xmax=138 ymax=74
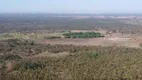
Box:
xmin=41 ymin=35 xmax=142 ymax=48
xmin=39 ymin=30 xmax=142 ymax=48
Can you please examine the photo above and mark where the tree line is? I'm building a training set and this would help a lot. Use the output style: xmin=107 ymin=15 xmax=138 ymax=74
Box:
xmin=63 ymin=32 xmax=104 ymax=38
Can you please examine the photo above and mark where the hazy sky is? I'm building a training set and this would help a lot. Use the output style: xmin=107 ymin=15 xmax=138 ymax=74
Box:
xmin=0 ymin=0 xmax=142 ymax=13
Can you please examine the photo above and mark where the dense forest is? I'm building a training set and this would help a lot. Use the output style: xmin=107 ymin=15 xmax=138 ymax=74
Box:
xmin=63 ymin=32 xmax=104 ymax=38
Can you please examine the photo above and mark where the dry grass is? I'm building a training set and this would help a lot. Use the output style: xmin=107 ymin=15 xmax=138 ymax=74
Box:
xmin=0 ymin=32 xmax=63 ymax=41
xmin=43 ymin=36 xmax=142 ymax=48
xmin=33 ymin=51 xmax=70 ymax=58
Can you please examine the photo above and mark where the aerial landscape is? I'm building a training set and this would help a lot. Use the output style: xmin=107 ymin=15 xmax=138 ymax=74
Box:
xmin=1 ymin=0 xmax=142 ymax=80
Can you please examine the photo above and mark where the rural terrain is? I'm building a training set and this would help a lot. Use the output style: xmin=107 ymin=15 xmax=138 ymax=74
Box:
xmin=1 ymin=13 xmax=142 ymax=80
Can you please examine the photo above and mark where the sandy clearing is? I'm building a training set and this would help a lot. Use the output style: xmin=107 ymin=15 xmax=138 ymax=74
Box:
xmin=41 ymin=36 xmax=142 ymax=48
xmin=39 ymin=30 xmax=142 ymax=48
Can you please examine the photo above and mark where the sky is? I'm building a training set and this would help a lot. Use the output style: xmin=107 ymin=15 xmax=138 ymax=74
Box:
xmin=0 ymin=0 xmax=142 ymax=13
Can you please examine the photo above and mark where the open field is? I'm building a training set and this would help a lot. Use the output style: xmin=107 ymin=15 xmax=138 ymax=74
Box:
xmin=41 ymin=30 xmax=142 ymax=48
xmin=43 ymin=37 xmax=141 ymax=48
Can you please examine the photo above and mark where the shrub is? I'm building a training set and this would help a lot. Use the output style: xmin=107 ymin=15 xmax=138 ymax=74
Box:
xmin=85 ymin=51 xmax=99 ymax=59
xmin=14 ymin=60 xmax=44 ymax=70
xmin=140 ymin=43 xmax=142 ymax=47
xmin=0 ymin=54 xmax=21 ymax=61
xmin=44 ymin=36 xmax=61 ymax=39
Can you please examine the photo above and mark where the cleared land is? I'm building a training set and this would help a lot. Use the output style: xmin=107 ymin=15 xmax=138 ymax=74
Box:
xmin=41 ymin=30 xmax=142 ymax=48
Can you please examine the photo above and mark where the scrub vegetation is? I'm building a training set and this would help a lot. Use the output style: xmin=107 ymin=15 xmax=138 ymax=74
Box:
xmin=1 ymin=14 xmax=142 ymax=80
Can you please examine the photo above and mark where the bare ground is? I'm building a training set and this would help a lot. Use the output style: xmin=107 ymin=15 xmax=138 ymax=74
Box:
xmin=41 ymin=33 xmax=142 ymax=48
